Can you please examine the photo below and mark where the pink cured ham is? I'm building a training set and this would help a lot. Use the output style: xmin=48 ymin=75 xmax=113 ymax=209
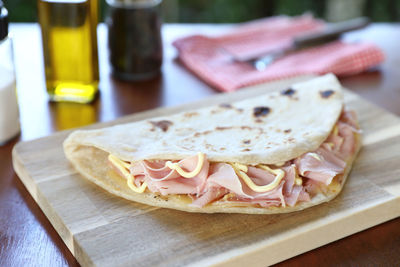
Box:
xmin=339 ymin=109 xmax=359 ymax=129
xmin=295 ymin=147 xmax=346 ymax=185
xmin=190 ymin=187 xmax=229 ymax=207
xmin=130 ymin=154 xmax=209 ymax=196
xmin=295 ymin=110 xmax=358 ymax=186
xmin=206 ymin=163 xmax=285 ymax=205
xmin=285 ymin=185 xmax=303 ymax=207
xmin=119 ymin=109 xmax=358 ymax=208
xmin=282 ymin=165 xmax=296 ymax=195
xmin=281 ymin=165 xmax=311 ymax=207
xmin=304 ymin=178 xmax=329 ymax=195
xmin=336 ymin=122 xmax=357 ymax=160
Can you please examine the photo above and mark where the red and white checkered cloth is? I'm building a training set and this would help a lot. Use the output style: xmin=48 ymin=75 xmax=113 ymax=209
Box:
xmin=173 ymin=15 xmax=384 ymax=92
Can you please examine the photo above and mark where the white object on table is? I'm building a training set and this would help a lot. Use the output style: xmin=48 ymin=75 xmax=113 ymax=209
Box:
xmin=0 ymin=65 xmax=19 ymax=144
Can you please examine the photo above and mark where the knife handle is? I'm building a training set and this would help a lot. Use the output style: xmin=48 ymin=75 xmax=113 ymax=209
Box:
xmin=293 ymin=17 xmax=370 ymax=49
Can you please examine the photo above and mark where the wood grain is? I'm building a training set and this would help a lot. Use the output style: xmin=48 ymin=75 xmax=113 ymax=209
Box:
xmin=12 ymin=79 xmax=400 ymax=267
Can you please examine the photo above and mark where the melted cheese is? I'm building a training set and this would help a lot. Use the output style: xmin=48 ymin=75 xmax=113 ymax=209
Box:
xmin=309 ymin=152 xmax=322 ymax=161
xmin=333 ymin=125 xmax=338 ymax=136
xmin=295 ymin=177 xmax=303 ymax=186
xmin=325 ymin=142 xmax=334 ymax=150
xmin=108 ymin=154 xmax=147 ymax=193
xmin=230 ymin=163 xmax=285 ymax=193
xmin=231 ymin=162 xmax=248 ymax=172
xmin=127 ymin=173 xmax=147 ymax=193
xmin=165 ymin=152 xmax=205 ymax=178
xmin=221 ymin=193 xmax=236 ymax=201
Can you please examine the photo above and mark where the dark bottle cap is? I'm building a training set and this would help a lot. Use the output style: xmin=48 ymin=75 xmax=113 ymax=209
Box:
xmin=0 ymin=0 xmax=9 ymax=41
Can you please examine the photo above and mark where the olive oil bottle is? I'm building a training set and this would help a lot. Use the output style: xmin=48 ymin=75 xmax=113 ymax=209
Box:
xmin=38 ymin=0 xmax=99 ymax=103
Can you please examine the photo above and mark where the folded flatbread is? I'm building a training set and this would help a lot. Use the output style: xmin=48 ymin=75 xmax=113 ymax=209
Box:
xmin=64 ymin=74 xmax=361 ymax=214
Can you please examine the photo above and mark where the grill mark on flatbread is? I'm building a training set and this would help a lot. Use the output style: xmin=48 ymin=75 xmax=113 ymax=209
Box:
xmin=287 ymin=137 xmax=296 ymax=143
xmin=208 ymin=126 xmax=264 ymax=134
xmin=219 ymin=103 xmax=244 ymax=113
xmin=281 ymin=88 xmax=296 ymax=96
xmin=205 ymin=143 xmax=217 ymax=151
xmin=284 ymin=129 xmax=292 ymax=134
xmin=219 ymin=103 xmax=232 ymax=108
xmin=239 ymin=126 xmax=264 ymax=134
xmin=194 ymin=130 xmax=212 ymax=137
xmin=253 ymin=106 xmax=271 ymax=117
xmin=212 ymin=104 xmax=243 ymax=115
xmin=216 ymin=126 xmax=232 ymax=131
xmin=187 ymin=127 xmax=265 ymax=152
xmin=149 ymin=120 xmax=173 ymax=132
xmin=320 ymin=90 xmax=335 ymax=98
xmin=183 ymin=111 xmax=199 ymax=118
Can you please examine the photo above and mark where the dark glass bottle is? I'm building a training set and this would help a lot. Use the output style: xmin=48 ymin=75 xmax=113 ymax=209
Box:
xmin=106 ymin=0 xmax=163 ymax=81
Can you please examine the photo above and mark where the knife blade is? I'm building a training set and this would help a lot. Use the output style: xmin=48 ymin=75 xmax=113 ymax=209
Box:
xmin=247 ymin=17 xmax=370 ymax=71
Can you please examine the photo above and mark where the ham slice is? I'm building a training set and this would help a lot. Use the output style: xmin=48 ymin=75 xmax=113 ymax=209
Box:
xmin=130 ymin=154 xmax=209 ymax=196
xmin=190 ymin=187 xmax=228 ymax=207
xmin=298 ymin=187 xmax=311 ymax=202
xmin=295 ymin=110 xmax=357 ymax=185
xmin=282 ymin=165 xmax=296 ymax=195
xmin=340 ymin=109 xmax=359 ymax=129
xmin=285 ymin=185 xmax=303 ymax=207
xmin=336 ymin=122 xmax=357 ymax=160
xmin=326 ymin=133 xmax=343 ymax=152
xmin=281 ymin=165 xmax=311 ymax=207
xmin=116 ymin=109 xmax=358 ymax=208
xmin=295 ymin=147 xmax=345 ymax=185
xmin=304 ymin=178 xmax=329 ymax=195
xmin=207 ymin=163 xmax=285 ymax=204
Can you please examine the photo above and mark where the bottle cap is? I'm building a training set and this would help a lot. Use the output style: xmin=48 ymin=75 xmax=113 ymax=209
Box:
xmin=0 ymin=0 xmax=9 ymax=41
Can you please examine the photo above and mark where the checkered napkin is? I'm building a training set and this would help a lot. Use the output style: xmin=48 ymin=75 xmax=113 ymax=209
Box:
xmin=173 ymin=15 xmax=384 ymax=92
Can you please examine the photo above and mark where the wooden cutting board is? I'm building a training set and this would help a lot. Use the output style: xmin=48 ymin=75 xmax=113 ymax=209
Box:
xmin=12 ymin=78 xmax=400 ymax=267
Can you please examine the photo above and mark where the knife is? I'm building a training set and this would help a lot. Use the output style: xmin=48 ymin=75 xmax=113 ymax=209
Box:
xmin=248 ymin=17 xmax=370 ymax=71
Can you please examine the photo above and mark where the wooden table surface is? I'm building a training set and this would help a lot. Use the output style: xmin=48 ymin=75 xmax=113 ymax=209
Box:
xmin=1 ymin=23 xmax=400 ymax=266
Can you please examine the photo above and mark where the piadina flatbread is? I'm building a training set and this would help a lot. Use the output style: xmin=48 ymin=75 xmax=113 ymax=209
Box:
xmin=64 ymin=74 xmax=361 ymax=214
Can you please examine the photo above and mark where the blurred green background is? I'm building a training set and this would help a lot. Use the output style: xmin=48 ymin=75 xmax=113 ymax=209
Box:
xmin=3 ymin=0 xmax=400 ymax=23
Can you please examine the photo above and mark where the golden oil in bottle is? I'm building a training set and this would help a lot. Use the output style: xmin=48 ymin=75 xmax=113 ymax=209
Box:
xmin=53 ymin=102 xmax=96 ymax=130
xmin=38 ymin=0 xmax=99 ymax=103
